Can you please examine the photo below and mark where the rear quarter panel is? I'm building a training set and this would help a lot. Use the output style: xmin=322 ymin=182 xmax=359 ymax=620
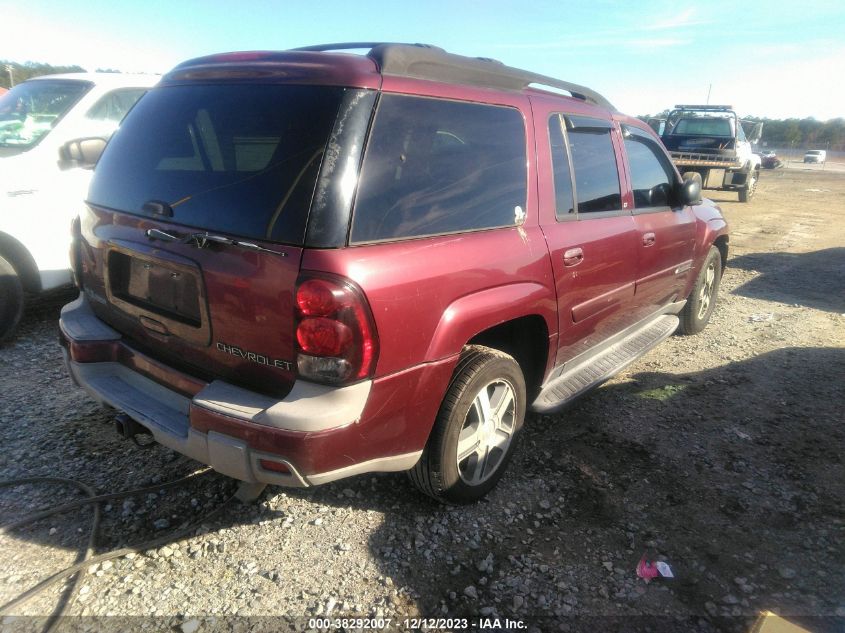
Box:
xmin=301 ymin=226 xmax=558 ymax=377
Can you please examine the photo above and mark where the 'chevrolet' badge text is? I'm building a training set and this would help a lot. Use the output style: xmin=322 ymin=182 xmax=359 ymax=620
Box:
xmin=216 ymin=342 xmax=293 ymax=371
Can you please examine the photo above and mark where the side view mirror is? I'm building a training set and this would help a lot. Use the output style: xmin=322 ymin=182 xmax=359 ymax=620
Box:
xmin=58 ymin=137 xmax=108 ymax=171
xmin=678 ymin=172 xmax=702 ymax=206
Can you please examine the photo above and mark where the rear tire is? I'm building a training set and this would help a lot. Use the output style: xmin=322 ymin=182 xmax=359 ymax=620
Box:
xmin=678 ymin=246 xmax=722 ymax=335
xmin=409 ymin=345 xmax=526 ymax=504
xmin=0 ymin=254 xmax=24 ymax=345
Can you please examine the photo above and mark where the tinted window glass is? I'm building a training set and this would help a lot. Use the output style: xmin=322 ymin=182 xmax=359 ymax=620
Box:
xmin=624 ymin=130 xmax=676 ymax=209
xmin=351 ymin=95 xmax=526 ymax=243
xmin=548 ymin=114 xmax=574 ymax=218
xmin=89 ymin=84 xmax=344 ymax=245
xmin=567 ymin=122 xmax=621 ymax=213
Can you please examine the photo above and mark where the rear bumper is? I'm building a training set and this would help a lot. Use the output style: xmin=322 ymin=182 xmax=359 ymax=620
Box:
xmin=60 ymin=295 xmax=449 ymax=486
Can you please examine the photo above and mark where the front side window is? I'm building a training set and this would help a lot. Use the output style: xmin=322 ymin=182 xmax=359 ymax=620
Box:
xmin=88 ymin=84 xmax=344 ymax=245
xmin=351 ymin=95 xmax=526 ymax=243
xmin=623 ymin=127 xmax=677 ymax=210
xmin=0 ymin=80 xmax=92 ymax=149
xmin=566 ymin=116 xmax=622 ymax=214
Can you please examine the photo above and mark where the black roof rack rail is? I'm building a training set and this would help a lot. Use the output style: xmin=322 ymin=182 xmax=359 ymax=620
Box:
xmin=291 ymin=42 xmax=439 ymax=52
xmin=289 ymin=42 xmax=615 ymax=111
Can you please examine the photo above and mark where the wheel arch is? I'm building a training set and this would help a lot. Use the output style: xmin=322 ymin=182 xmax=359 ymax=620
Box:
xmin=0 ymin=232 xmax=41 ymax=294
xmin=423 ymin=282 xmax=556 ymax=394
xmin=466 ymin=315 xmax=550 ymax=401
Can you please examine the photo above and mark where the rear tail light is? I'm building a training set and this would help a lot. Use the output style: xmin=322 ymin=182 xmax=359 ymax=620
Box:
xmin=294 ymin=273 xmax=378 ymax=385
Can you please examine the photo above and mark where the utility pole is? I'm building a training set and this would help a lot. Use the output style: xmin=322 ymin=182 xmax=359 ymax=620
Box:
xmin=706 ymin=83 xmax=712 ymax=105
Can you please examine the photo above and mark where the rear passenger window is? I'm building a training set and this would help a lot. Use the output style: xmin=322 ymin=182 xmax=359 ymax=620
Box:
xmin=566 ymin=116 xmax=622 ymax=214
xmin=623 ymin=127 xmax=676 ymax=209
xmin=86 ymin=89 xmax=147 ymax=124
xmin=548 ymin=114 xmax=574 ymax=217
xmin=351 ymin=95 xmax=527 ymax=243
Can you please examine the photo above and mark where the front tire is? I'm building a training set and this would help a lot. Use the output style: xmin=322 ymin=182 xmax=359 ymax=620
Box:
xmin=678 ymin=246 xmax=722 ymax=335
xmin=739 ymin=166 xmax=758 ymax=202
xmin=409 ymin=345 xmax=526 ymax=504
xmin=0 ymin=254 xmax=24 ymax=345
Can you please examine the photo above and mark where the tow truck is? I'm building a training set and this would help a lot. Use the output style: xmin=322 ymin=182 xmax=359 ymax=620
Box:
xmin=653 ymin=105 xmax=763 ymax=203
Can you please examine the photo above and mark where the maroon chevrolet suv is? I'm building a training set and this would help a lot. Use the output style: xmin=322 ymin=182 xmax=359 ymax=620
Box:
xmin=60 ymin=43 xmax=728 ymax=503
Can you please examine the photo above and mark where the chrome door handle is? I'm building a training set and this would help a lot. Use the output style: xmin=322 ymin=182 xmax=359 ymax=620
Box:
xmin=642 ymin=232 xmax=656 ymax=247
xmin=563 ymin=247 xmax=584 ymax=267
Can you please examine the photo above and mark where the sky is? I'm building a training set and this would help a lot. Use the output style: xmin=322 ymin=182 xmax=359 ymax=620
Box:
xmin=2 ymin=0 xmax=844 ymax=120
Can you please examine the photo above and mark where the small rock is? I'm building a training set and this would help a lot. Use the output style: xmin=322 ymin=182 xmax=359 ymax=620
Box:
xmin=778 ymin=567 xmax=797 ymax=579
xmin=513 ymin=595 xmax=524 ymax=609
xmin=464 ymin=585 xmax=478 ymax=600
xmin=480 ymin=606 xmax=494 ymax=616
xmin=722 ymin=594 xmax=740 ymax=605
xmin=539 ymin=500 xmax=551 ymax=510
xmin=180 ymin=619 xmax=200 ymax=633
xmin=160 ymin=546 xmax=174 ymax=558
xmin=602 ymin=561 xmax=613 ymax=572
xmin=153 ymin=518 xmax=170 ymax=530
xmin=49 ymin=527 xmax=57 ymax=535
xmin=313 ymin=518 xmax=323 ymax=526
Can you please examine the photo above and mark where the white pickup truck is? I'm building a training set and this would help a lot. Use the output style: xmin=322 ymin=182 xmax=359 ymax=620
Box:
xmin=655 ymin=105 xmax=763 ymax=203
xmin=0 ymin=72 xmax=158 ymax=342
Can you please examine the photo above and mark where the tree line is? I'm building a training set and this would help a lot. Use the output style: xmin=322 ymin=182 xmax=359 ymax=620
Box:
xmin=744 ymin=117 xmax=845 ymax=151
xmin=0 ymin=61 xmax=122 ymax=90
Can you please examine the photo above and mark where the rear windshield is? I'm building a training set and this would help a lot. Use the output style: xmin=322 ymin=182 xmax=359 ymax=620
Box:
xmin=89 ymin=84 xmax=344 ymax=245
xmin=671 ymin=117 xmax=733 ymax=137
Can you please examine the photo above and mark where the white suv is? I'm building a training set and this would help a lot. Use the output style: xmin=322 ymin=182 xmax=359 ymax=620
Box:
xmin=0 ymin=72 xmax=158 ymax=342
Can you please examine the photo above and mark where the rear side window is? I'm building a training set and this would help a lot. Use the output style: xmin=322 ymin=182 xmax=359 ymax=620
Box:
xmin=623 ymin=127 xmax=677 ymax=209
xmin=88 ymin=84 xmax=344 ymax=245
xmin=548 ymin=114 xmax=575 ymax=217
xmin=566 ymin=117 xmax=622 ymax=214
xmin=351 ymin=95 xmax=526 ymax=243
xmin=86 ymin=88 xmax=148 ymax=123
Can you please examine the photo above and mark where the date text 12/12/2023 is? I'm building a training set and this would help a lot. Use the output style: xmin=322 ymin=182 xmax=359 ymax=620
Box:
xmin=307 ymin=617 xmax=528 ymax=630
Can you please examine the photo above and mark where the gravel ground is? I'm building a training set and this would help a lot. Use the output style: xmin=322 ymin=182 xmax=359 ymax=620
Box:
xmin=1 ymin=169 xmax=844 ymax=633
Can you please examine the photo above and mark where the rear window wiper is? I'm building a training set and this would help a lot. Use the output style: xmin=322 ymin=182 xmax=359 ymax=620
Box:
xmin=145 ymin=228 xmax=287 ymax=256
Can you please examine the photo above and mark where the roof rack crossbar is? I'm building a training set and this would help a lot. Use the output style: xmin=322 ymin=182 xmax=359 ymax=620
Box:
xmin=673 ymin=104 xmax=735 ymax=110
xmin=288 ymin=42 xmax=615 ymax=110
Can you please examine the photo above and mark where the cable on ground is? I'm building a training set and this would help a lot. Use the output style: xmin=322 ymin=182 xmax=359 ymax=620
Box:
xmin=0 ymin=468 xmax=236 ymax=633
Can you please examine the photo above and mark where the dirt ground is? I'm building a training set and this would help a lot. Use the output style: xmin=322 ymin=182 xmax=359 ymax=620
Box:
xmin=1 ymin=168 xmax=843 ymax=633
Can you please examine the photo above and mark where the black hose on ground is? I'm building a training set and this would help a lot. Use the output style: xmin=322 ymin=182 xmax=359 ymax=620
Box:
xmin=0 ymin=476 xmax=99 ymax=633
xmin=0 ymin=468 xmax=236 ymax=633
